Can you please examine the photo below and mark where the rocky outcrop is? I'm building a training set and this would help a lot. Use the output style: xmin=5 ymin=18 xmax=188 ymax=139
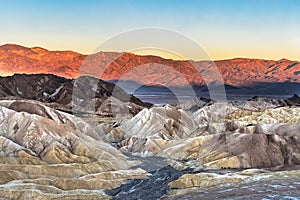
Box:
xmin=245 ymin=94 xmax=300 ymax=107
xmin=0 ymin=99 xmax=150 ymax=199
xmin=159 ymin=128 xmax=300 ymax=169
xmin=0 ymin=100 xmax=129 ymax=165
xmin=102 ymin=101 xmax=300 ymax=169
xmin=168 ymin=172 xmax=247 ymax=192
xmin=0 ymin=74 xmax=151 ymax=116
xmin=165 ymin=169 xmax=300 ymax=198
xmin=106 ymin=104 xmax=199 ymax=142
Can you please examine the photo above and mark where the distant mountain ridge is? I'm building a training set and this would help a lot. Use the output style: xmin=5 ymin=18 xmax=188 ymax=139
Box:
xmin=0 ymin=44 xmax=299 ymax=87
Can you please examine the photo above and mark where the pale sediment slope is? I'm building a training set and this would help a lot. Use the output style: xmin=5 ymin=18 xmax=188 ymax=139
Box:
xmin=105 ymin=99 xmax=300 ymax=169
xmin=0 ymin=99 xmax=148 ymax=199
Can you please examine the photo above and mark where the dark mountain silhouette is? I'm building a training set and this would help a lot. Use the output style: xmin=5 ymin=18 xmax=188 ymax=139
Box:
xmin=0 ymin=73 xmax=151 ymax=115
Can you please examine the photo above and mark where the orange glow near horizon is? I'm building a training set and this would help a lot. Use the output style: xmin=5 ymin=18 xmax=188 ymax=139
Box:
xmin=130 ymin=49 xmax=299 ymax=62
xmin=3 ymin=42 xmax=299 ymax=62
xmin=130 ymin=48 xmax=186 ymax=60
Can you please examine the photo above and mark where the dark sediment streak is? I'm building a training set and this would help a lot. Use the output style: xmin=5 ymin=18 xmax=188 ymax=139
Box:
xmin=105 ymin=166 xmax=191 ymax=200
xmin=105 ymin=155 xmax=243 ymax=200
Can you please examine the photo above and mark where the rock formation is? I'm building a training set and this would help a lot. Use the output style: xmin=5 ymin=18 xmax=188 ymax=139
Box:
xmin=0 ymin=59 xmax=299 ymax=198
xmin=103 ymin=99 xmax=300 ymax=170
xmin=0 ymin=99 xmax=149 ymax=199
xmin=0 ymin=74 xmax=151 ymax=116
xmin=165 ymin=169 xmax=300 ymax=198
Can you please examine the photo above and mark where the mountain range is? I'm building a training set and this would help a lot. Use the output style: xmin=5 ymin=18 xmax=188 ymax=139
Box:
xmin=0 ymin=44 xmax=299 ymax=87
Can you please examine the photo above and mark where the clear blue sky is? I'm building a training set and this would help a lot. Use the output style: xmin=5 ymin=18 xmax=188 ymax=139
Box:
xmin=1 ymin=0 xmax=300 ymax=60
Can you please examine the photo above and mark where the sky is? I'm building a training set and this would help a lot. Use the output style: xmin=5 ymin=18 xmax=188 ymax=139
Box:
xmin=1 ymin=0 xmax=300 ymax=61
